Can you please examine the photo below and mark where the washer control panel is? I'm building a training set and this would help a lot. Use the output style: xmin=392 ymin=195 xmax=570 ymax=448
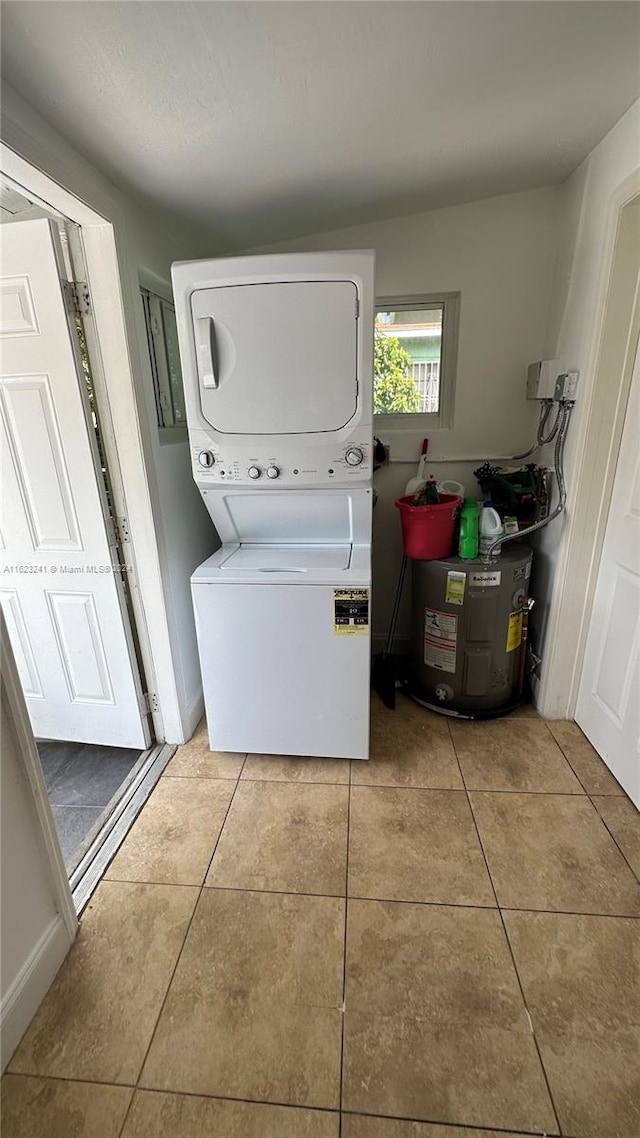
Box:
xmin=191 ymin=436 xmax=371 ymax=485
xmin=345 ymin=446 xmax=364 ymax=466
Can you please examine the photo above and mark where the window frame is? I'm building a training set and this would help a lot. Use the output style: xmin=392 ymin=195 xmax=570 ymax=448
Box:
xmin=140 ymin=275 xmax=187 ymax=444
xmin=373 ymin=291 xmax=460 ymax=431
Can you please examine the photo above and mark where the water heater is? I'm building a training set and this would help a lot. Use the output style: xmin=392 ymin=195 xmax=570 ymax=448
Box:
xmin=407 ymin=544 xmax=533 ymax=714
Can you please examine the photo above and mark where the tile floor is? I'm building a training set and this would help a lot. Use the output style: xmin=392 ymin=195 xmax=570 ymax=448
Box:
xmin=38 ymin=741 xmax=142 ymax=870
xmin=4 ymin=698 xmax=640 ymax=1138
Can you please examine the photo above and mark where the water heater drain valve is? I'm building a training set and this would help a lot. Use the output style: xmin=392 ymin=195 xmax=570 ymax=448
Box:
xmin=435 ymin=684 xmax=454 ymax=702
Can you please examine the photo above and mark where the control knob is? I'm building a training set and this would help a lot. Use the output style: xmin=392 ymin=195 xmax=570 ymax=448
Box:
xmin=266 ymin=465 xmax=280 ymax=479
xmin=198 ymin=450 xmax=215 ymax=468
xmin=248 ymin=466 xmax=261 ymax=479
xmin=345 ymin=446 xmax=364 ymax=467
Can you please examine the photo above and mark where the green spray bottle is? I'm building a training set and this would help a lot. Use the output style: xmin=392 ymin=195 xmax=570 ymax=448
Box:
xmin=458 ymin=497 xmax=480 ymax=560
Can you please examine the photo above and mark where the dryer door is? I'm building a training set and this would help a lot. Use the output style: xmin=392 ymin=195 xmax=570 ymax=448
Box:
xmin=191 ymin=280 xmax=358 ymax=435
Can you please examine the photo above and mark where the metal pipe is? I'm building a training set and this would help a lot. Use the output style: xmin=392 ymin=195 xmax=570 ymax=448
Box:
xmin=511 ymin=401 xmax=552 ymax=460
xmin=483 ymin=402 xmax=573 ymax=562
xmin=538 ymin=401 xmax=563 ymax=446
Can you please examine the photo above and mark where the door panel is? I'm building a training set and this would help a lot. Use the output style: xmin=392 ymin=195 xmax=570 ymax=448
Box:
xmin=0 ymin=218 xmax=149 ymax=748
xmin=1 ymin=589 xmax=44 ymax=698
xmin=576 ymin=335 xmax=640 ymax=806
xmin=192 ymin=280 xmax=358 ymax=434
xmin=0 ymin=273 xmax=39 ymax=335
xmin=2 ymin=374 xmax=81 ymax=548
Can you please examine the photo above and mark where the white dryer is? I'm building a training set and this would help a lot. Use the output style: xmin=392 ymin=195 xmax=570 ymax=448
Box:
xmin=172 ymin=251 xmax=374 ymax=760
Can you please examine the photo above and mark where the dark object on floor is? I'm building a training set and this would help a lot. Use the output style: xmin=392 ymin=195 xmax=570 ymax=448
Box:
xmin=372 ymin=554 xmax=407 ymax=710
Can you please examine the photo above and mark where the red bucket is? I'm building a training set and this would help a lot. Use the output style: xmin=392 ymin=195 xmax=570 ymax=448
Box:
xmin=395 ymin=493 xmax=462 ymax=560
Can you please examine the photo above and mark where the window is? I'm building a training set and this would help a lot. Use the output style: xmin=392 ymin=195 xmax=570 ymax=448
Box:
xmin=141 ymin=286 xmax=186 ymax=432
xmin=374 ymin=293 xmax=460 ymax=428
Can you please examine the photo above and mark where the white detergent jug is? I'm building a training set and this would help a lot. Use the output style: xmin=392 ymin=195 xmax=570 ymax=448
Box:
xmin=479 ymin=505 xmax=504 ymax=556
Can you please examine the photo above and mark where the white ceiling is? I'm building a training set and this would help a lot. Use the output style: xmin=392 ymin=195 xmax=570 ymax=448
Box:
xmin=2 ymin=2 xmax=639 ymax=250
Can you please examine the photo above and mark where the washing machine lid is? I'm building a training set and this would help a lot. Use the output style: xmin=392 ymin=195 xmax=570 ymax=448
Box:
xmin=219 ymin=544 xmax=351 ymax=571
xmin=191 ymin=280 xmax=358 ymax=435
xmin=192 ymin=542 xmax=371 ymax=586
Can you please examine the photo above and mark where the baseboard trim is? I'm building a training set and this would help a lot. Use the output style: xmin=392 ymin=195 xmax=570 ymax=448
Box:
xmin=182 ymin=691 xmax=204 ymax=742
xmin=1 ymin=915 xmax=72 ymax=1072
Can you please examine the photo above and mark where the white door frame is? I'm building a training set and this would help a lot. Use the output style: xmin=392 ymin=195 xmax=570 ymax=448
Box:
xmin=0 ymin=141 xmax=177 ymax=743
xmin=1 ymin=611 xmax=77 ymax=1070
xmin=537 ymin=170 xmax=640 ymax=719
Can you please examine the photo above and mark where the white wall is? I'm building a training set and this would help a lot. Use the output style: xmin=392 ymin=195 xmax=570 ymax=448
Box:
xmin=533 ymin=100 xmax=640 ymax=716
xmin=246 ymin=187 xmax=560 ymax=642
xmin=1 ymin=621 xmax=76 ymax=1070
xmin=122 ymin=221 xmax=220 ymax=736
xmin=1 ymin=85 xmax=217 ymax=742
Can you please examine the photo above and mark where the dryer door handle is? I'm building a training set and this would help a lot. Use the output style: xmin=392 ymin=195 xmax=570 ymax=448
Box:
xmin=196 ymin=316 xmax=218 ymax=389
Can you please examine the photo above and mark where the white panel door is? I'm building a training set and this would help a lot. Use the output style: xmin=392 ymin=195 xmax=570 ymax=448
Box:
xmin=576 ymin=335 xmax=640 ymax=806
xmin=0 ymin=218 xmax=150 ymax=748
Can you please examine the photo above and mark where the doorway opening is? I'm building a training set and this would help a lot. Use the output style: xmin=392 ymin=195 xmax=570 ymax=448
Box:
xmin=0 ymin=173 xmax=172 ymax=910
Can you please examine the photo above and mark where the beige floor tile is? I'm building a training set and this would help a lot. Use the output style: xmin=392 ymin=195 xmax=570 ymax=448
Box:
xmin=531 ymin=1027 xmax=640 ymax=1138
xmin=206 ymin=780 xmax=348 ymax=895
xmin=353 ymin=714 xmax=462 ymax=789
xmin=123 ymin=1089 xmax=339 ymax=1137
xmin=504 ymin=911 xmax=640 ymax=1037
xmin=548 ymin=721 xmax=624 ymax=794
xmin=106 ymin=777 xmax=234 ymax=886
xmin=505 ymin=905 xmax=640 ymax=1138
xmin=163 ymin=745 xmax=245 ymax=779
xmin=163 ymin=717 xmax=245 ymax=778
xmin=10 ymin=881 xmax=197 ymax=1084
xmin=342 ymin=1015 xmax=557 ymax=1133
xmin=0 ymin=1075 xmax=132 ymax=1138
xmin=346 ymin=899 xmax=528 ymax=1029
xmin=470 ymin=792 xmax=640 ymax=914
xmin=348 ymin=787 xmax=494 ymax=906
xmin=342 ymin=1116 xmax=532 ymax=1137
xmin=140 ymin=889 xmax=343 ymax=1107
xmin=450 ymin=719 xmax=582 ymax=793
xmin=242 ymin=753 xmax=350 ymax=783
xmin=592 ymin=794 xmax=640 ymax=878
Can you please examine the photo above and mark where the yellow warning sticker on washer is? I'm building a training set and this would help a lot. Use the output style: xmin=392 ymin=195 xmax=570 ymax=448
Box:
xmin=506 ymin=610 xmax=523 ymax=653
xmin=334 ymin=588 xmax=370 ymax=635
xmin=445 ymin=571 xmax=466 ymax=606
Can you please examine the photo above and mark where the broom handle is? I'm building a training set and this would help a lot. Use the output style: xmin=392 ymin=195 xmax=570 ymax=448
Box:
xmin=385 ymin=555 xmax=408 ymax=655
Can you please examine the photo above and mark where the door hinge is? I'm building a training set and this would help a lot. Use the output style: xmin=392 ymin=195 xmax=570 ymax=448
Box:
xmin=63 ymin=280 xmax=91 ymax=318
xmin=107 ymin=515 xmax=130 ymax=547
xmin=143 ymin=691 xmax=159 ymax=715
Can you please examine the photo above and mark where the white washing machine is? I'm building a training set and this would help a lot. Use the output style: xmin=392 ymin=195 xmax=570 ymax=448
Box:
xmin=172 ymin=251 xmax=374 ymax=760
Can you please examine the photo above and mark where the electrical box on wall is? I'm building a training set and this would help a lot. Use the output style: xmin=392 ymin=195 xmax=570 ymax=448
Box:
xmin=527 ymin=359 xmax=561 ymax=400
xmin=554 ymin=370 xmax=579 ymax=401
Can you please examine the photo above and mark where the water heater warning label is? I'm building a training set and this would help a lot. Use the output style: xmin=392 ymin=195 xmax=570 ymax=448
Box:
xmin=506 ymin=610 xmax=523 ymax=653
xmin=424 ymin=608 xmax=457 ymax=673
xmin=334 ymin=588 xmax=369 ymax=635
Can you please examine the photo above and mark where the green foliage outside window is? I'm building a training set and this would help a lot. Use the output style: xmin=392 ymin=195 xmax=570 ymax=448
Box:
xmin=373 ymin=332 xmax=421 ymax=413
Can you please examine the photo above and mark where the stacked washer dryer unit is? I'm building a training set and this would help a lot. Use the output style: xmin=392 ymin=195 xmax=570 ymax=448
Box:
xmin=172 ymin=252 xmax=375 ymax=761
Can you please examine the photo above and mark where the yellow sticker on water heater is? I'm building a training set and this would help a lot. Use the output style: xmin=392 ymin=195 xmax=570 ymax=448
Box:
xmin=445 ymin=571 xmax=466 ymax=606
xmin=506 ymin=611 xmax=523 ymax=653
